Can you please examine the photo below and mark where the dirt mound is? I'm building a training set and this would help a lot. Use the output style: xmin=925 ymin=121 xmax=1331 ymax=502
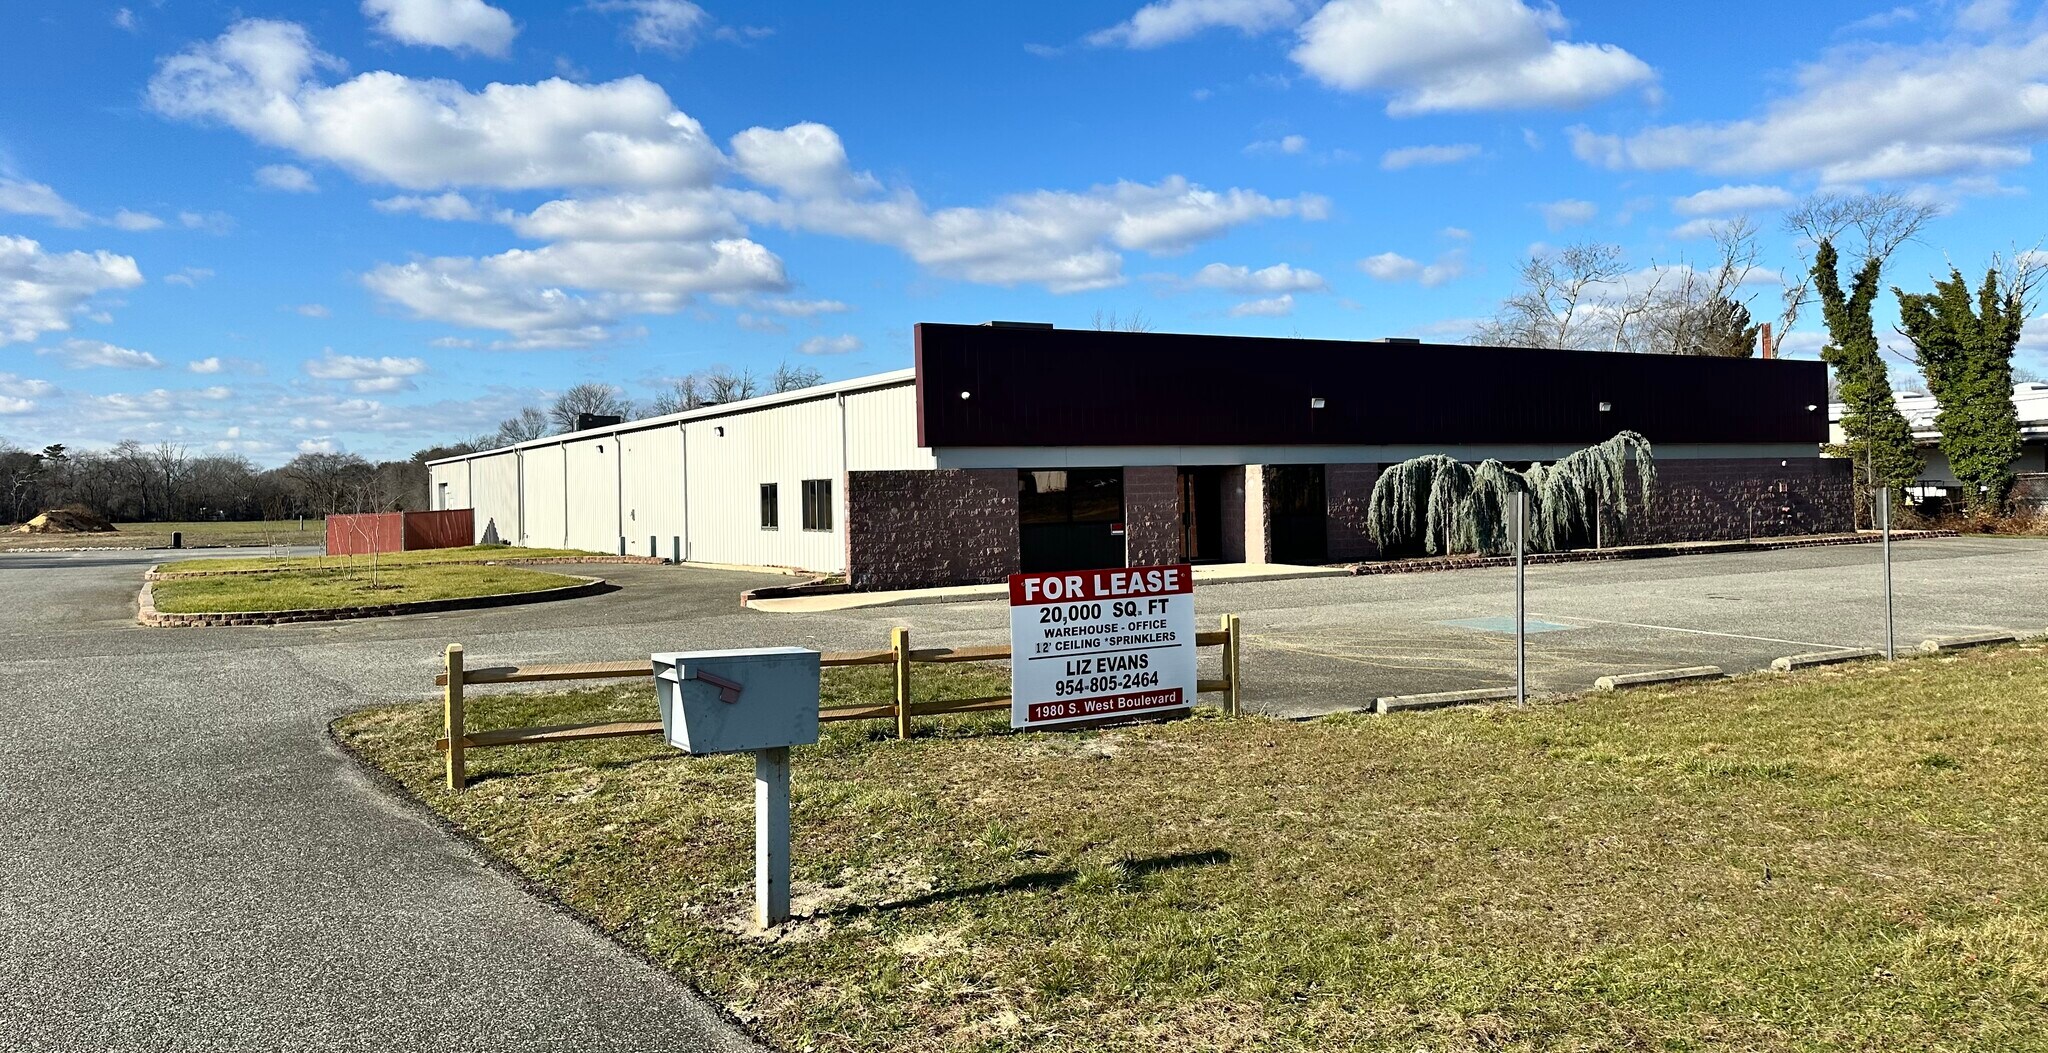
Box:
xmin=16 ymin=506 xmax=114 ymax=534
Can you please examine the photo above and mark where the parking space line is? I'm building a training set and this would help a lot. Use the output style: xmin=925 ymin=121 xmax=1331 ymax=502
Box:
xmin=1539 ymin=613 xmax=1851 ymax=651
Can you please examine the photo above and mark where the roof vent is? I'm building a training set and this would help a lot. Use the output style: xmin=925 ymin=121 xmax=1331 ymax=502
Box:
xmin=982 ymin=320 xmax=1055 ymax=329
xmin=1376 ymin=336 xmax=1422 ymax=344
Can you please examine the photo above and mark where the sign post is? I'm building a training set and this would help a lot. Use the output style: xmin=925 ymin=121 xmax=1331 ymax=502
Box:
xmin=1009 ymin=564 xmax=1197 ymax=729
xmin=1879 ymin=488 xmax=1895 ymax=661
xmin=1512 ymin=491 xmax=1528 ymax=706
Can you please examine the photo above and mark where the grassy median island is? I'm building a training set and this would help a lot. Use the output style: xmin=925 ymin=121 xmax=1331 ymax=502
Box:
xmin=156 ymin=543 xmax=595 ymax=575
xmin=149 ymin=563 xmax=583 ymax=613
xmin=334 ymin=647 xmax=2048 ymax=1052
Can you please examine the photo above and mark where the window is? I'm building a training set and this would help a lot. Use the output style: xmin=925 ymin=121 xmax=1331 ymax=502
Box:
xmin=759 ymin=483 xmax=779 ymax=530
xmin=801 ymin=479 xmax=834 ymax=531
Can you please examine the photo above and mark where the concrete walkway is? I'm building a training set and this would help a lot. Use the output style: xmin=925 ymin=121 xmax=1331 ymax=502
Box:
xmin=745 ymin=561 xmax=1349 ymax=612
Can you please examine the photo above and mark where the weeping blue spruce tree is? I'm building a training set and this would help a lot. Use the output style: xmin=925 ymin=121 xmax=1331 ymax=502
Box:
xmin=1367 ymin=432 xmax=1656 ymax=557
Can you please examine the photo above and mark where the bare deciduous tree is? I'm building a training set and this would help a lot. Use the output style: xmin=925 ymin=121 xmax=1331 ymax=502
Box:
xmin=698 ymin=367 xmax=759 ymax=404
xmin=493 ymin=407 xmax=549 ymax=445
xmin=1089 ymin=309 xmax=1156 ymax=332
xmin=770 ymin=361 xmax=824 ymax=392
xmin=1778 ymin=191 xmax=1941 ymax=354
xmin=1472 ymin=242 xmax=1627 ymax=349
xmin=547 ymin=383 xmax=635 ymax=433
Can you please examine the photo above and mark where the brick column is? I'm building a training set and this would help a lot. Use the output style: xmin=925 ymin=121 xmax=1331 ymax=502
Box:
xmin=1243 ymin=465 xmax=1271 ymax=563
xmin=1325 ymin=463 xmax=1380 ymax=562
xmin=845 ymin=469 xmax=1020 ymax=590
xmin=1122 ymin=466 xmax=1181 ymax=567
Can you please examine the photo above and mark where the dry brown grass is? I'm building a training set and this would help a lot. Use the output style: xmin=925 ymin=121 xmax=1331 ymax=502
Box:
xmin=336 ymin=649 xmax=2048 ymax=1052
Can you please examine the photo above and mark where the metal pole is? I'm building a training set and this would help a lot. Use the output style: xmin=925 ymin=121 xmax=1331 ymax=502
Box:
xmin=754 ymin=746 xmax=791 ymax=929
xmin=1881 ymin=488 xmax=1895 ymax=661
xmin=1514 ymin=491 xmax=1528 ymax=705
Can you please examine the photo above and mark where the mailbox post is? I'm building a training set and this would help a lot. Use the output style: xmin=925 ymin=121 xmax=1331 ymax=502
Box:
xmin=652 ymin=646 xmax=820 ymax=929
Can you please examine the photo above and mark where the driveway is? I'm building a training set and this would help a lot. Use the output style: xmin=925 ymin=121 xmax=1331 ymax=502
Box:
xmin=6 ymin=536 xmax=2044 ymax=1050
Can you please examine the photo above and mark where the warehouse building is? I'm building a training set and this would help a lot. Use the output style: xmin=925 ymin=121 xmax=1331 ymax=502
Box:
xmin=429 ymin=322 xmax=1845 ymax=589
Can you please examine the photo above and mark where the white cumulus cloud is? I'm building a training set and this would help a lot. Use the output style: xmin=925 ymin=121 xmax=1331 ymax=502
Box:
xmin=1358 ymin=249 xmax=1466 ymax=286
xmin=39 ymin=338 xmax=162 ymax=369
xmin=374 ymin=192 xmax=484 ymax=221
xmin=0 ymin=236 xmax=143 ymax=346
xmin=1088 ymin=0 xmax=1303 ymax=48
xmin=1671 ymin=184 xmax=1796 ymax=216
xmin=1187 ymin=262 xmax=1327 ymax=293
xmin=1290 ymin=0 xmax=1654 ymax=115
xmin=255 ymin=164 xmax=318 ymax=193
xmin=1569 ymin=25 xmax=2048 ymax=181
xmin=796 ymin=334 xmax=861 ymax=355
xmin=362 ymin=0 xmax=518 ymax=57
xmin=591 ymin=0 xmax=708 ymax=53
xmin=189 ymin=356 xmax=224 ymax=373
xmin=1380 ymin=143 xmax=1481 ymax=170
xmin=1229 ymin=293 xmax=1296 ymax=317
xmin=1538 ymin=198 xmax=1598 ymax=230
xmin=305 ymin=351 xmax=428 ymax=393
xmin=149 ymin=20 xmax=722 ymax=190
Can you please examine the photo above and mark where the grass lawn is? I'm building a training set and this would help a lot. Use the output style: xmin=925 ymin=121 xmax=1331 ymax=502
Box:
xmin=334 ymin=648 xmax=2048 ymax=1053
xmin=156 ymin=543 xmax=595 ymax=575
xmin=149 ymin=563 xmax=583 ymax=613
xmin=0 ymin=519 xmax=315 ymax=551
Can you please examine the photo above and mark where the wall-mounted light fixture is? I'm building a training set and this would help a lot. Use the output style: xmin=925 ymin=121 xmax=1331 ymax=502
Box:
xmin=1806 ymin=404 xmax=1818 ymax=411
xmin=960 ymin=390 xmax=972 ymax=400
xmin=715 ymin=426 xmax=725 ymax=437
xmin=1598 ymin=401 xmax=1613 ymax=412
xmin=1309 ymin=397 xmax=1327 ymax=409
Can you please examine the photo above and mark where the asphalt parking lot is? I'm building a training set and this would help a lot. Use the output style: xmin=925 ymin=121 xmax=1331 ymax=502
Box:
xmin=6 ymin=534 xmax=2045 ymax=1049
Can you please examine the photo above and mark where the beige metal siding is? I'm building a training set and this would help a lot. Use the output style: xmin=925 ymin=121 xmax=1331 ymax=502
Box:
xmin=470 ymin=452 xmax=521 ymax=544
xmin=844 ymin=383 xmax=934 ymax=470
xmin=683 ymin=396 xmax=845 ymax=571
xmin=563 ymin=435 xmax=621 ymax=553
xmin=620 ymin=425 xmax=685 ymax=559
xmin=432 ymin=461 xmax=472 ymax=511
xmin=520 ymin=444 xmax=567 ymax=548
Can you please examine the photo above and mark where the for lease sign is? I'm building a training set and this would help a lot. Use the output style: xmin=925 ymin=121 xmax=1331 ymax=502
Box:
xmin=1009 ymin=564 xmax=1196 ymax=730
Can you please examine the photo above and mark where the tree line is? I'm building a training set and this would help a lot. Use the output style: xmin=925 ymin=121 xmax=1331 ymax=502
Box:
xmin=1477 ymin=191 xmax=2042 ymax=523
xmin=482 ymin=362 xmax=822 ymax=447
xmin=1 ymin=363 xmax=830 ymax=525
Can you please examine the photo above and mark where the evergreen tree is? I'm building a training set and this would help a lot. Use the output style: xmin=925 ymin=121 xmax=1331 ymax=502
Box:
xmin=1895 ymin=267 xmax=2026 ymax=517
xmin=1813 ymin=239 xmax=1920 ymax=526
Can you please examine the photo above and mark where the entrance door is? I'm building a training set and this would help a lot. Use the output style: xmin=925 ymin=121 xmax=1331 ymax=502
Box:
xmin=1266 ymin=464 xmax=1327 ymax=564
xmin=1177 ymin=467 xmax=1224 ymax=563
xmin=1019 ymin=469 xmax=1126 ymax=572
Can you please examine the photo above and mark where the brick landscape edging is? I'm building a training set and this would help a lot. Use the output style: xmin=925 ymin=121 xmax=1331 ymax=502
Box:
xmin=137 ymin=572 xmax=614 ymax=627
xmin=145 ymin=553 xmax=666 ymax=581
xmin=1347 ymin=530 xmax=1961 ymax=576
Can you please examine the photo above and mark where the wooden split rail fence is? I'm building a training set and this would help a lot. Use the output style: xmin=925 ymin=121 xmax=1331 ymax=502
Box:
xmin=436 ymin=615 xmax=1244 ymax=790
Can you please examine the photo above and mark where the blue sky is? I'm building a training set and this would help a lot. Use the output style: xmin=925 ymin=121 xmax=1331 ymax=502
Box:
xmin=2 ymin=0 xmax=2045 ymax=463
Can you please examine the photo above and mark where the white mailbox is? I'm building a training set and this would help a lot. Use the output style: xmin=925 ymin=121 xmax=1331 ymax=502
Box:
xmin=652 ymin=646 xmax=821 ymax=756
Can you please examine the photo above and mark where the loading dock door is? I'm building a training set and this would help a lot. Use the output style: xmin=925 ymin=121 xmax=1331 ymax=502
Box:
xmin=1019 ymin=469 xmax=1126 ymax=573
xmin=1267 ymin=464 xmax=1327 ymax=565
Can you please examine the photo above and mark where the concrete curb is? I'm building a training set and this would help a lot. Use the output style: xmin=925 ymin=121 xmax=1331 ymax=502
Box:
xmin=1374 ymin=687 xmax=1521 ymax=714
xmin=137 ymin=571 xmax=613 ymax=627
xmin=1594 ymin=666 xmax=1724 ymax=691
xmin=1347 ymin=530 xmax=1960 ymax=578
xmin=1918 ymin=631 xmax=2021 ymax=653
xmin=146 ymin=554 xmax=664 ymax=581
xmin=1770 ymin=648 xmax=1883 ymax=671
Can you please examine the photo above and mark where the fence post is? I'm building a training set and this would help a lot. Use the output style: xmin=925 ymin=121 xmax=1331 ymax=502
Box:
xmin=1223 ymin=613 xmax=1242 ymax=717
xmin=444 ymin=643 xmax=466 ymax=791
xmin=892 ymin=626 xmax=911 ymax=740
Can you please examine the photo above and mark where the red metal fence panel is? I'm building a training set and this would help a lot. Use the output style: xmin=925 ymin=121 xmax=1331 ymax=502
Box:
xmin=403 ymin=509 xmax=474 ymax=551
xmin=326 ymin=510 xmax=474 ymax=555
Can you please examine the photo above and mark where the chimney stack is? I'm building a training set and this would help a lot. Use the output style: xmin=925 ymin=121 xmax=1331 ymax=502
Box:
xmin=1759 ymin=322 xmax=1775 ymax=360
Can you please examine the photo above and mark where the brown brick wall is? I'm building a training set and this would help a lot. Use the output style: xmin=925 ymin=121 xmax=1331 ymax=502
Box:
xmin=1123 ymin=466 xmax=1181 ymax=567
xmin=1628 ymin=457 xmax=1853 ymax=544
xmin=1325 ymin=463 xmax=1381 ymax=563
xmin=845 ymin=468 xmax=1020 ymax=590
